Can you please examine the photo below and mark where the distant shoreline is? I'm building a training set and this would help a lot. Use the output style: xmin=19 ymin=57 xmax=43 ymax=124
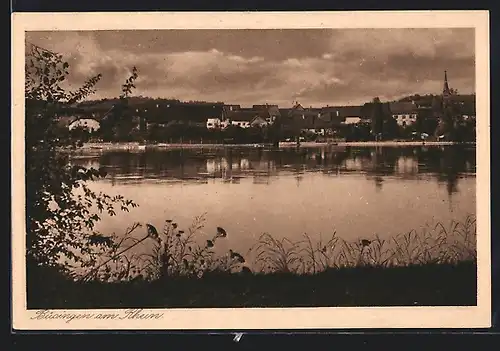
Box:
xmin=61 ymin=140 xmax=476 ymax=153
xmin=278 ymin=141 xmax=475 ymax=148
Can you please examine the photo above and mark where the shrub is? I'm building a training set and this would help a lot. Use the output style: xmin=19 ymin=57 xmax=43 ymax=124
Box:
xmin=25 ymin=42 xmax=139 ymax=274
xmin=74 ymin=214 xmax=247 ymax=282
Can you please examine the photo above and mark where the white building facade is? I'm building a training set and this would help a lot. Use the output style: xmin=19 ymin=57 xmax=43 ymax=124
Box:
xmin=206 ymin=118 xmax=222 ymax=129
xmin=393 ymin=113 xmax=418 ymax=127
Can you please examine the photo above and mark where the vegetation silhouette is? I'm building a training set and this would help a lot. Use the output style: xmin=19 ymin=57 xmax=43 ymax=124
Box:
xmin=25 ymin=43 xmax=477 ymax=309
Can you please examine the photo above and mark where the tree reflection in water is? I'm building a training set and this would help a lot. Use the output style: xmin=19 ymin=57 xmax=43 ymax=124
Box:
xmin=70 ymin=146 xmax=475 ymax=197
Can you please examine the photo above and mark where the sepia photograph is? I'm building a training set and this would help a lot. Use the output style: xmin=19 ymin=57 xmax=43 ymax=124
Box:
xmin=11 ymin=11 xmax=490 ymax=330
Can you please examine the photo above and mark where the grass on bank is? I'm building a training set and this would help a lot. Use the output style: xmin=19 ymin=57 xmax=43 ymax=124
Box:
xmin=29 ymin=260 xmax=476 ymax=308
xmin=27 ymin=215 xmax=477 ymax=308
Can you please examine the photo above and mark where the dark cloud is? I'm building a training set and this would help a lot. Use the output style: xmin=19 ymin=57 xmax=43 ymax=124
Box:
xmin=25 ymin=28 xmax=475 ymax=107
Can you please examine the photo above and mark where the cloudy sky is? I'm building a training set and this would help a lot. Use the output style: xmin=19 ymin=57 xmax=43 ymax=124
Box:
xmin=26 ymin=28 xmax=475 ymax=107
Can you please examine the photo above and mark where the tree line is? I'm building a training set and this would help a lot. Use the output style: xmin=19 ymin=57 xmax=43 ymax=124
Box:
xmin=65 ymin=96 xmax=475 ymax=144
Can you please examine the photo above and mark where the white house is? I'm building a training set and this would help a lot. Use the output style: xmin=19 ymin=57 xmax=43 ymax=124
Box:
xmin=220 ymin=119 xmax=231 ymax=129
xmin=393 ymin=113 xmax=418 ymax=127
xmin=324 ymin=106 xmax=363 ymax=126
xmin=206 ymin=118 xmax=222 ymax=129
xmin=390 ymin=102 xmax=418 ymax=127
xmin=231 ymin=120 xmax=251 ymax=128
xmin=344 ymin=116 xmax=362 ymax=125
xmin=250 ymin=115 xmax=269 ymax=128
xmin=68 ymin=118 xmax=100 ymax=132
xmin=225 ymin=110 xmax=258 ymax=129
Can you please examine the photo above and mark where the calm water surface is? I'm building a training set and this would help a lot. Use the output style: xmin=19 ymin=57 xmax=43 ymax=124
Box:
xmin=70 ymin=145 xmax=476 ymax=255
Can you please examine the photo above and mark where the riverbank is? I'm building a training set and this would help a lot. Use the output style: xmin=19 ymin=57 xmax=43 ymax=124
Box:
xmin=61 ymin=140 xmax=475 ymax=153
xmin=28 ymin=260 xmax=476 ymax=309
xmin=280 ymin=141 xmax=475 ymax=148
xmin=62 ymin=142 xmax=273 ymax=153
xmin=27 ymin=213 xmax=478 ymax=309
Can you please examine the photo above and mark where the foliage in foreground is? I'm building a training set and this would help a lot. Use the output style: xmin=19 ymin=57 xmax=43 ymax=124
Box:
xmin=251 ymin=214 xmax=477 ymax=274
xmin=27 ymin=215 xmax=477 ymax=308
xmin=25 ymin=42 xmax=139 ymax=271
xmin=71 ymin=213 xmax=247 ymax=283
xmin=63 ymin=214 xmax=476 ymax=283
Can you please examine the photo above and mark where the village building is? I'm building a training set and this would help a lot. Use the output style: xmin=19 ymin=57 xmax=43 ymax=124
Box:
xmin=461 ymin=100 xmax=476 ymax=120
xmin=308 ymin=118 xmax=333 ymax=136
xmin=233 ymin=120 xmax=251 ymax=128
xmin=252 ymin=104 xmax=281 ymax=124
xmin=55 ymin=115 xmax=78 ymax=129
xmin=339 ymin=106 xmax=363 ymax=125
xmin=136 ymin=101 xmax=224 ymax=130
xmin=222 ymin=104 xmax=241 ymax=120
xmin=344 ymin=116 xmax=362 ymax=124
xmin=68 ymin=118 xmax=101 ymax=132
xmin=281 ymin=103 xmax=324 ymax=135
xmin=299 ymin=113 xmax=322 ymax=134
xmin=278 ymin=108 xmax=293 ymax=120
xmin=222 ymin=105 xmax=281 ymax=129
xmin=389 ymin=101 xmax=419 ymax=127
xmin=250 ymin=115 xmax=270 ymax=128
xmin=320 ymin=106 xmax=364 ymax=126
xmin=276 ymin=102 xmax=347 ymax=137
xmin=224 ymin=110 xmax=258 ymax=128
xmin=220 ymin=119 xmax=232 ymax=129
xmin=206 ymin=118 xmax=222 ymax=129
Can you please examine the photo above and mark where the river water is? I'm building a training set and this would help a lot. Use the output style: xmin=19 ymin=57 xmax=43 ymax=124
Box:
xmin=69 ymin=145 xmax=476 ymax=259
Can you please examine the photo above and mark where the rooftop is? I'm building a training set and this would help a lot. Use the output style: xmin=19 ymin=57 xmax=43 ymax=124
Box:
xmin=225 ymin=110 xmax=259 ymax=122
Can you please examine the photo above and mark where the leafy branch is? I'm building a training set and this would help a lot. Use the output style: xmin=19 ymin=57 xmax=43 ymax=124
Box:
xmin=25 ymin=42 xmax=140 ymax=272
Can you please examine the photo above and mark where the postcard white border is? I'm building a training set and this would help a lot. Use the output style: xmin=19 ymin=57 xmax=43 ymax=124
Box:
xmin=11 ymin=10 xmax=491 ymax=330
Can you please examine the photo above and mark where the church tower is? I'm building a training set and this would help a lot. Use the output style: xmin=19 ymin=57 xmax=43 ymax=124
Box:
xmin=443 ymin=70 xmax=451 ymax=95
xmin=442 ymin=70 xmax=452 ymax=108
xmin=438 ymin=70 xmax=457 ymax=138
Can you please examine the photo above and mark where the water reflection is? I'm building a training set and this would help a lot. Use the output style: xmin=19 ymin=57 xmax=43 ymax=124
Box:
xmin=69 ymin=145 xmax=476 ymax=196
xmin=69 ymin=145 xmax=476 ymax=255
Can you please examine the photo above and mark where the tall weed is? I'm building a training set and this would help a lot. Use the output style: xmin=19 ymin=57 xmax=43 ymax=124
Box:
xmin=250 ymin=215 xmax=477 ymax=274
xmin=76 ymin=215 xmax=477 ymax=280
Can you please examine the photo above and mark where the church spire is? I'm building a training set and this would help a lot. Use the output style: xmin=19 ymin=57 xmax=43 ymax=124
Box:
xmin=443 ymin=70 xmax=451 ymax=96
